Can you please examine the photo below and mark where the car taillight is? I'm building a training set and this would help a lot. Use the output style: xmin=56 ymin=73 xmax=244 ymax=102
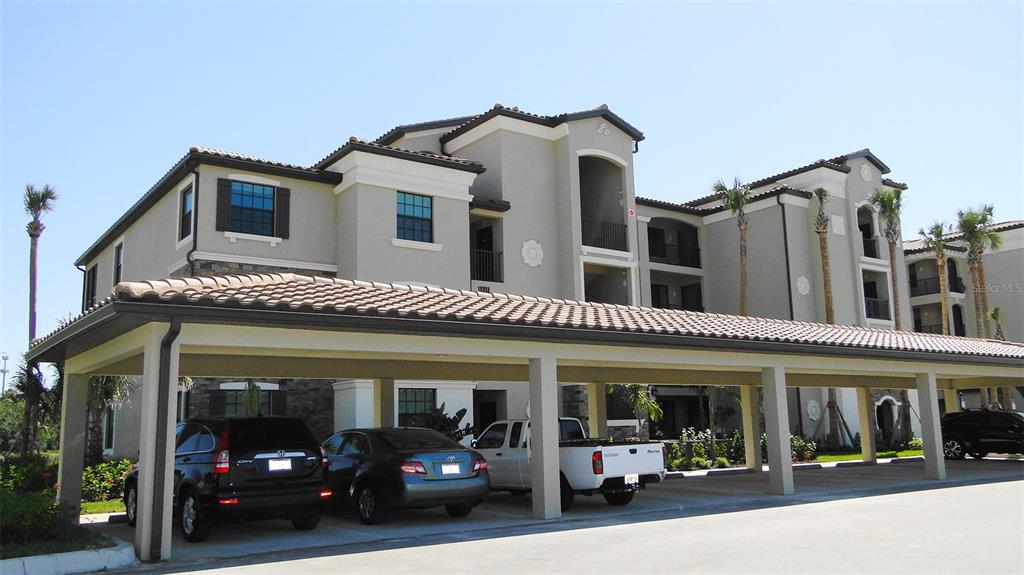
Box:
xmin=213 ymin=450 xmax=230 ymax=475
xmin=400 ymin=461 xmax=428 ymax=474
xmin=592 ymin=450 xmax=603 ymax=475
xmin=319 ymin=489 xmax=333 ymax=499
xmin=218 ymin=498 xmax=239 ymax=505
xmin=473 ymin=458 xmax=488 ymax=473
xmin=320 ymin=446 xmax=329 ymax=469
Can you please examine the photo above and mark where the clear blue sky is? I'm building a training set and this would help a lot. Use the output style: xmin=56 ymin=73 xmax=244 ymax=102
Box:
xmin=2 ymin=1 xmax=1022 ymax=365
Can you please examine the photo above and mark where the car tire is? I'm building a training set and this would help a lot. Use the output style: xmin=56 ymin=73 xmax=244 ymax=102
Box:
xmin=124 ymin=482 xmax=138 ymax=527
xmin=356 ymin=486 xmax=384 ymax=525
xmin=445 ymin=504 xmax=473 ymax=518
xmin=560 ymin=475 xmax=574 ymax=512
xmin=291 ymin=511 xmax=321 ymax=531
xmin=179 ymin=491 xmax=212 ymax=543
xmin=969 ymin=451 xmax=987 ymax=460
xmin=943 ymin=438 xmax=966 ymax=460
xmin=603 ymin=491 xmax=635 ymax=506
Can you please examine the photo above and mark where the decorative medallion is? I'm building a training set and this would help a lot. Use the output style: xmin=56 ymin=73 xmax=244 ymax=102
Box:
xmin=796 ymin=275 xmax=810 ymax=296
xmin=807 ymin=399 xmax=821 ymax=422
xmin=596 ymin=122 xmax=611 ymax=136
xmin=860 ymin=163 xmax=872 ymax=182
xmin=521 ymin=240 xmax=544 ymax=267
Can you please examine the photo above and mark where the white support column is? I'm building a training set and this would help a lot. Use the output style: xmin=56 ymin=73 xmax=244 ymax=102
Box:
xmin=1004 ymin=387 xmax=1017 ymax=411
xmin=529 ymin=356 xmax=561 ymax=519
xmin=56 ymin=372 xmax=90 ymax=518
xmin=740 ymin=385 xmax=762 ymax=471
xmin=135 ymin=323 xmax=180 ymax=562
xmin=917 ymin=372 xmax=946 ymax=481
xmin=587 ymin=382 xmax=608 ymax=439
xmin=856 ymin=387 xmax=877 ymax=464
xmin=942 ymin=388 xmax=961 ymax=414
xmin=762 ymin=366 xmax=793 ymax=495
xmin=374 ymin=378 xmax=395 ymax=428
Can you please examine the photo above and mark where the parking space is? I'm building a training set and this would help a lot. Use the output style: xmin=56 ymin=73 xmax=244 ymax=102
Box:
xmin=96 ymin=458 xmax=1023 ymax=571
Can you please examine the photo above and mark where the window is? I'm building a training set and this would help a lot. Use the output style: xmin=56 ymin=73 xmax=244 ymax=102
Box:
xmin=113 ymin=243 xmax=124 ymax=284
xmin=398 ymin=388 xmax=435 ymax=427
xmin=340 ymin=433 xmax=371 ymax=457
xmin=508 ymin=422 xmax=524 ymax=448
xmin=476 ymin=423 xmax=507 ymax=449
xmin=83 ymin=265 xmax=98 ymax=310
xmin=322 ymin=433 xmax=343 ymax=455
xmin=230 ymin=181 xmax=276 ymax=236
xmin=102 ymin=407 xmax=115 ymax=451
xmin=179 ymin=185 xmax=193 ymax=240
xmin=222 ymin=389 xmax=273 ymax=416
xmin=397 ymin=192 xmax=432 ymax=243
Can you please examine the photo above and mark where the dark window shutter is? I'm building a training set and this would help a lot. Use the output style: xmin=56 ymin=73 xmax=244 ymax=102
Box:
xmin=271 ymin=390 xmax=288 ymax=416
xmin=275 ymin=188 xmax=290 ymax=239
xmin=208 ymin=390 xmax=226 ymax=417
xmin=216 ymin=179 xmax=232 ymax=231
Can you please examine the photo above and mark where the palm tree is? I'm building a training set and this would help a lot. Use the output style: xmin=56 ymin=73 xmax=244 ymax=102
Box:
xmin=13 ymin=358 xmax=45 ymax=455
xmin=869 ymin=188 xmax=911 ymax=447
xmin=956 ymin=206 xmax=1002 ymax=339
xmin=813 ymin=188 xmax=845 ymax=448
xmin=919 ymin=222 xmax=952 ymax=335
xmin=987 ymin=307 xmax=1005 ymax=341
xmin=714 ymin=178 xmax=752 ymax=315
xmin=24 ymin=184 xmax=58 ymax=343
xmin=609 ymin=384 xmax=663 ymax=440
xmin=85 ymin=375 xmax=134 ymax=465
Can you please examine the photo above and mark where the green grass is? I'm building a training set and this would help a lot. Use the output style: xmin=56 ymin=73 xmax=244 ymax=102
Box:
xmin=0 ymin=528 xmax=113 ymax=559
xmin=815 ymin=449 xmax=924 ymax=462
xmin=80 ymin=499 xmax=125 ymax=515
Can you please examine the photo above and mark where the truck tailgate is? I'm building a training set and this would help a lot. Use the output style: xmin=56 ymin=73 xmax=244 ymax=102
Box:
xmin=600 ymin=443 xmax=665 ymax=478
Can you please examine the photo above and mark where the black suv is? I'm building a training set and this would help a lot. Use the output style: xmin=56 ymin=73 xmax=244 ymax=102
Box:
xmin=124 ymin=416 xmax=331 ymax=542
xmin=941 ymin=410 xmax=1024 ymax=460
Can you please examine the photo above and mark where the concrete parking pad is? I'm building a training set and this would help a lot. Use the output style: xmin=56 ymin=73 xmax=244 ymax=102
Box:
xmin=100 ymin=458 xmax=1023 ymax=573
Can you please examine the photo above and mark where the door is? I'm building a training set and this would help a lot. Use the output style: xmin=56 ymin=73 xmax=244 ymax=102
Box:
xmin=474 ymin=423 xmax=510 ymax=487
xmin=475 ymin=226 xmax=494 ymax=252
xmin=985 ymin=413 xmax=1022 ymax=454
xmin=651 ymin=284 xmax=669 ymax=308
xmin=331 ymin=432 xmax=370 ymax=498
xmin=504 ymin=422 xmax=528 ymax=488
xmin=478 ymin=401 xmax=498 ymax=433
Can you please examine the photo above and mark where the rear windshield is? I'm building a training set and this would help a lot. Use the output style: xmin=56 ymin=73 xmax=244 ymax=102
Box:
xmin=379 ymin=429 xmax=462 ymax=451
xmin=228 ymin=418 xmax=315 ymax=452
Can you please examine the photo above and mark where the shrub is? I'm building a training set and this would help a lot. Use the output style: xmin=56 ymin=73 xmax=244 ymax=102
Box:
xmin=713 ymin=456 xmax=730 ymax=469
xmin=790 ymin=435 xmax=817 ymax=462
xmin=0 ymin=453 xmax=58 ymax=492
xmin=0 ymin=489 xmax=77 ymax=544
xmin=691 ymin=456 xmax=710 ymax=469
xmin=907 ymin=437 xmax=924 ymax=451
xmin=81 ymin=459 xmax=134 ymax=502
xmin=722 ymin=430 xmax=745 ymax=464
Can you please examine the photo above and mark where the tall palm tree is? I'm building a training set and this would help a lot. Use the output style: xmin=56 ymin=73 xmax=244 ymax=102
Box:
xmin=956 ymin=206 xmax=1002 ymax=339
xmin=85 ymin=375 xmax=135 ymax=465
xmin=13 ymin=358 xmax=45 ymax=455
xmin=869 ymin=188 xmax=911 ymax=446
xmin=987 ymin=307 xmax=1005 ymax=341
xmin=919 ymin=222 xmax=952 ymax=335
xmin=24 ymin=184 xmax=58 ymax=343
xmin=813 ymin=188 xmax=844 ymax=448
xmin=609 ymin=384 xmax=663 ymax=440
xmin=714 ymin=178 xmax=752 ymax=315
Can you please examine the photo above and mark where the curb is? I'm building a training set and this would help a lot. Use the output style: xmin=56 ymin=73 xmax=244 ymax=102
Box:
xmin=0 ymin=537 xmax=136 ymax=575
xmin=706 ymin=467 xmax=758 ymax=477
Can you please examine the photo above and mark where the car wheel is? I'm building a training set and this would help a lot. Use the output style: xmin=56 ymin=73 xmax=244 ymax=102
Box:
xmin=445 ymin=504 xmax=473 ymax=518
xmin=124 ymin=483 xmax=138 ymax=527
xmin=969 ymin=451 xmax=987 ymax=460
xmin=603 ymin=491 xmax=635 ymax=506
xmin=356 ymin=486 xmax=384 ymax=525
xmin=943 ymin=438 xmax=966 ymax=460
xmin=179 ymin=491 xmax=212 ymax=542
xmin=291 ymin=511 xmax=321 ymax=531
xmin=560 ymin=475 xmax=574 ymax=512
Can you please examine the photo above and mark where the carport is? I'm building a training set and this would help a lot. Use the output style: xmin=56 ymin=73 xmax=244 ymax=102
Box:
xmin=26 ymin=273 xmax=1024 ymax=562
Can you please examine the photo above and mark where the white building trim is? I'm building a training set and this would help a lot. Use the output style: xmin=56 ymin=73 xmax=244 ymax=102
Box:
xmin=218 ymin=381 xmax=280 ymax=391
xmin=445 ymin=116 xmax=569 ymax=153
xmin=227 ymin=173 xmax=282 ymax=187
xmin=224 ymin=230 xmax=283 ymax=247
xmin=391 ymin=238 xmax=444 ymax=252
xmin=330 ymin=151 xmax=477 ymax=202
xmin=190 ymin=250 xmax=338 ymax=273
xmin=576 ymin=148 xmax=629 ymax=168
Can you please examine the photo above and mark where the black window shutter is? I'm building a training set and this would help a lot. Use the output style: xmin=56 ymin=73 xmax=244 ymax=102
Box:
xmin=216 ymin=179 xmax=232 ymax=231
xmin=208 ymin=390 xmax=226 ymax=417
xmin=275 ymin=188 xmax=290 ymax=239
xmin=271 ymin=390 xmax=288 ymax=416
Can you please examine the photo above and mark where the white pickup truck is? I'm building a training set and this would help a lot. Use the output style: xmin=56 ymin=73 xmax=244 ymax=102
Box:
xmin=473 ymin=417 xmax=666 ymax=511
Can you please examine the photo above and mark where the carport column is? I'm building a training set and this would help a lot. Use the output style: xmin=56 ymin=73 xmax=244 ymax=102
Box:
xmin=856 ymin=388 xmax=876 ymax=464
xmin=739 ymin=385 xmax=762 ymax=471
xmin=56 ymin=372 xmax=90 ymax=518
xmin=587 ymin=382 xmax=608 ymax=439
xmin=135 ymin=323 xmax=181 ymax=562
xmin=762 ymin=366 xmax=793 ymax=495
xmin=374 ymin=378 xmax=396 ymax=428
xmin=916 ymin=373 xmax=946 ymax=480
xmin=530 ymin=356 xmax=561 ymax=519
xmin=942 ymin=388 xmax=960 ymax=413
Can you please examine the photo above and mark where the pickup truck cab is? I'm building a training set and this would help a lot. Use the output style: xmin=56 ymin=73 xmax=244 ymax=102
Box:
xmin=473 ymin=417 xmax=666 ymax=511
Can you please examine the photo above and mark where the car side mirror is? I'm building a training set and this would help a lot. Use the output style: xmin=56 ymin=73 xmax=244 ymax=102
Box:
xmin=470 ymin=440 xmax=478 ymax=448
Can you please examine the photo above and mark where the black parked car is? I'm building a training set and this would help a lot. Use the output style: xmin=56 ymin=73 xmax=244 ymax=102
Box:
xmin=941 ymin=410 xmax=1024 ymax=460
xmin=124 ymin=416 xmax=332 ymax=542
xmin=322 ymin=427 xmax=490 ymax=524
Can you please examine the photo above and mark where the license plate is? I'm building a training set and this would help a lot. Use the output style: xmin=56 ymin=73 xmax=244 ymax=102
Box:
xmin=268 ymin=458 xmax=292 ymax=471
xmin=624 ymin=473 xmax=639 ymax=486
xmin=441 ymin=463 xmax=460 ymax=475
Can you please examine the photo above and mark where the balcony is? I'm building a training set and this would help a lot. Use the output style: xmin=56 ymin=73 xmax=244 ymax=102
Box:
xmin=910 ymin=276 xmax=967 ymax=297
xmin=653 ymin=302 xmax=704 ymax=313
xmin=949 ymin=276 xmax=966 ymax=293
xmin=649 ymin=243 xmax=701 ymax=268
xmin=862 ymin=237 xmax=880 ymax=259
xmin=865 ymin=297 xmax=891 ymax=320
xmin=582 ymin=218 xmax=628 ymax=252
xmin=471 ymin=249 xmax=503 ymax=283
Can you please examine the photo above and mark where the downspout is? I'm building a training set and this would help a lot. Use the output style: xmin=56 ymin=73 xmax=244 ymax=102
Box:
xmin=777 ymin=194 xmax=803 ymax=436
xmin=149 ymin=317 xmax=181 ymax=561
xmin=186 ymin=164 xmax=200 ymax=276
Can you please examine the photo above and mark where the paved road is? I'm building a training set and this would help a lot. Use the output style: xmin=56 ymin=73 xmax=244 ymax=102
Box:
xmin=121 ymin=479 xmax=1024 ymax=574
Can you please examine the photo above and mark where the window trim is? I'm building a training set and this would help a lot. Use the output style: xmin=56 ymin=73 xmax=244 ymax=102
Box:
xmin=396 ymin=191 xmax=434 ymax=244
xmin=175 ymin=181 xmax=195 ymax=250
xmin=101 ymin=406 xmax=115 ymax=456
xmin=228 ymin=180 xmax=277 ymax=238
xmin=84 ymin=264 xmax=98 ymax=310
xmin=112 ymin=241 xmax=124 ymax=285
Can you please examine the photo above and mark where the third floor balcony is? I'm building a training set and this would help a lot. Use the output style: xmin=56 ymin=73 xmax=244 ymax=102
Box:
xmin=910 ymin=275 xmax=967 ymax=297
xmin=865 ymin=297 xmax=891 ymax=320
xmin=582 ymin=217 xmax=628 ymax=252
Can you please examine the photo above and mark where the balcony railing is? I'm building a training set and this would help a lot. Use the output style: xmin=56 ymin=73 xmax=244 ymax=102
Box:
xmin=582 ymin=218 xmax=628 ymax=252
xmin=862 ymin=237 xmax=879 ymax=259
xmin=865 ymin=297 xmax=891 ymax=320
xmin=916 ymin=323 xmax=944 ymax=334
xmin=949 ymin=276 xmax=966 ymax=293
xmin=649 ymin=243 xmax=701 ymax=268
xmin=653 ymin=302 xmax=705 ymax=313
xmin=471 ymin=249 xmax=503 ymax=283
xmin=910 ymin=276 xmax=967 ymax=297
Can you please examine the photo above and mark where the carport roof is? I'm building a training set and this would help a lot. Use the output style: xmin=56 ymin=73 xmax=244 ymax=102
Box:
xmin=29 ymin=274 xmax=1024 ymax=367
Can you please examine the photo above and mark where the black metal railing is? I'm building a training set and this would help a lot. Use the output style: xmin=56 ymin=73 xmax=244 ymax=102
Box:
xmin=949 ymin=276 xmax=965 ymax=293
xmin=649 ymin=243 xmax=701 ymax=268
xmin=910 ymin=276 xmax=940 ymax=297
xmin=471 ymin=249 xmax=503 ymax=283
xmin=862 ymin=237 xmax=879 ymax=258
xmin=582 ymin=218 xmax=628 ymax=251
xmin=653 ymin=302 xmax=705 ymax=313
xmin=916 ymin=323 xmax=944 ymax=334
xmin=865 ymin=297 xmax=891 ymax=320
